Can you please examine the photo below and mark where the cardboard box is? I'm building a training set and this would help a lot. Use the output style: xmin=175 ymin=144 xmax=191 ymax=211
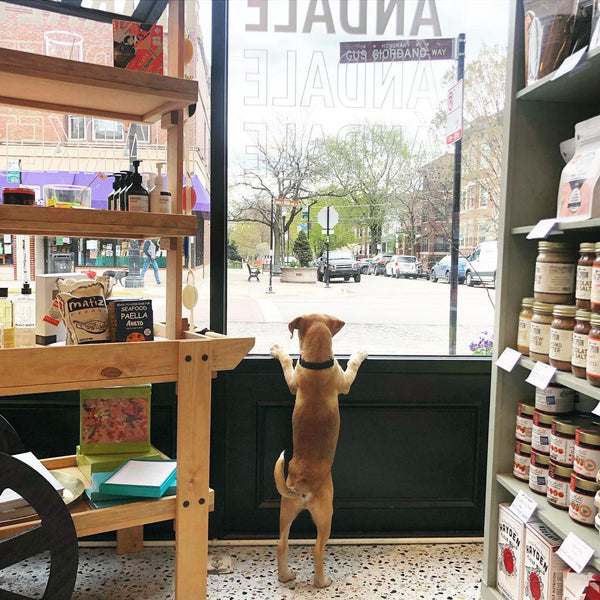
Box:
xmin=107 ymin=298 xmax=153 ymax=342
xmin=523 ymin=521 xmax=567 ymax=600
xmin=113 ymin=19 xmax=163 ymax=74
xmin=497 ymin=503 xmax=527 ymax=600
xmin=563 ymin=568 xmax=600 ymax=600
xmin=80 ymin=385 xmax=151 ymax=455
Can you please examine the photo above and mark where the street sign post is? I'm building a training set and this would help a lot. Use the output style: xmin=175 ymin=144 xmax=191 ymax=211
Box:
xmin=340 ymin=38 xmax=456 ymax=63
xmin=317 ymin=207 xmax=339 ymax=288
xmin=446 ymin=79 xmax=464 ymax=144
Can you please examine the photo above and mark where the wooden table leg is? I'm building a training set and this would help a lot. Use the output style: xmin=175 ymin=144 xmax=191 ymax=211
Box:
xmin=116 ymin=525 xmax=144 ymax=555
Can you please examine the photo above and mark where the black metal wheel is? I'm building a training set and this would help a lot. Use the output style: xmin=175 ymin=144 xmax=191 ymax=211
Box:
xmin=0 ymin=453 xmax=79 ymax=600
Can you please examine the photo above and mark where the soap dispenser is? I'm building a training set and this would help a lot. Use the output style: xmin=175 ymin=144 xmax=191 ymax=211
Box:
xmin=149 ymin=162 xmax=171 ymax=213
xmin=107 ymin=173 xmax=121 ymax=211
xmin=119 ymin=170 xmax=132 ymax=211
xmin=14 ymin=281 xmax=35 ymax=348
xmin=128 ymin=160 xmax=149 ymax=212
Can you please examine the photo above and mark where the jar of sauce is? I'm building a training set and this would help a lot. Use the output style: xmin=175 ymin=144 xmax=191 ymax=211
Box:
xmin=516 ymin=401 xmax=535 ymax=443
xmin=576 ymin=242 xmax=595 ymax=310
xmin=586 ymin=313 xmax=600 ymax=386
xmin=550 ymin=414 xmax=594 ymax=466
xmin=518 ymin=297 xmax=535 ymax=355
xmin=529 ymin=449 xmax=550 ymax=495
xmin=591 ymin=242 xmax=600 ymax=313
xmin=534 ymin=241 xmax=576 ymax=304
xmin=530 ymin=302 xmax=556 ymax=363
xmin=569 ymin=473 xmax=599 ymax=526
xmin=547 ymin=461 xmax=572 ymax=509
xmin=549 ymin=305 xmax=576 ymax=371
xmin=572 ymin=309 xmax=591 ymax=378
xmin=535 ymin=384 xmax=574 ymax=414
xmin=1 ymin=187 xmax=35 ymax=205
xmin=574 ymin=427 xmax=600 ymax=479
xmin=514 ymin=441 xmax=532 ymax=482
xmin=532 ymin=410 xmax=554 ymax=454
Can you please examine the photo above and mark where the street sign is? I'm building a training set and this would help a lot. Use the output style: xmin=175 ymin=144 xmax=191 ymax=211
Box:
xmin=340 ymin=38 xmax=455 ymax=64
xmin=446 ymin=79 xmax=463 ymax=144
xmin=274 ymin=198 xmax=299 ymax=207
xmin=321 ymin=229 xmax=334 ymax=235
xmin=317 ymin=206 xmax=339 ymax=229
xmin=7 ymin=159 xmax=21 ymax=184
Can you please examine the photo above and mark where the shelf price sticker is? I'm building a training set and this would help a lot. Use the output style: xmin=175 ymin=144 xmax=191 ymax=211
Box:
xmin=526 ymin=218 xmax=559 ymax=239
xmin=552 ymin=46 xmax=587 ymax=81
xmin=525 ymin=361 xmax=556 ymax=390
xmin=496 ymin=347 xmax=522 ymax=372
xmin=556 ymin=532 xmax=595 ymax=573
xmin=509 ymin=490 xmax=538 ymax=523
xmin=592 ymin=401 xmax=600 ymax=417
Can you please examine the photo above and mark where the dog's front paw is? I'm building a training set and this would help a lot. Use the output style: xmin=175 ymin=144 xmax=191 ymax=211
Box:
xmin=278 ymin=568 xmax=296 ymax=583
xmin=270 ymin=344 xmax=283 ymax=359
xmin=350 ymin=350 xmax=368 ymax=364
xmin=314 ymin=575 xmax=332 ymax=588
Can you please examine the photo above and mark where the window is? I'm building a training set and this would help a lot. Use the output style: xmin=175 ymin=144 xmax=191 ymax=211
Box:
xmin=468 ymin=185 xmax=476 ymax=210
xmin=92 ymin=119 xmax=124 ymax=142
xmin=480 ymin=187 xmax=489 ymax=207
xmin=68 ymin=116 xmax=86 ymax=140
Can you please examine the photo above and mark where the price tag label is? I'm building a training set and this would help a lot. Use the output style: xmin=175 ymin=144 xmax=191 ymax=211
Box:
xmin=552 ymin=47 xmax=588 ymax=81
xmin=526 ymin=218 xmax=559 ymax=239
xmin=496 ymin=347 xmax=522 ymax=372
xmin=556 ymin=532 xmax=595 ymax=573
xmin=509 ymin=490 xmax=538 ymax=523
xmin=592 ymin=402 xmax=600 ymax=417
xmin=526 ymin=361 xmax=556 ymax=389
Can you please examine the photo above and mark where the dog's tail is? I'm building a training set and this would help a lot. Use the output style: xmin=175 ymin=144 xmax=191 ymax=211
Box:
xmin=274 ymin=451 xmax=302 ymax=499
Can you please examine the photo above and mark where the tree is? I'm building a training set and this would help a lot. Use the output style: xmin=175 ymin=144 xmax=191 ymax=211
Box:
xmin=292 ymin=230 xmax=312 ymax=267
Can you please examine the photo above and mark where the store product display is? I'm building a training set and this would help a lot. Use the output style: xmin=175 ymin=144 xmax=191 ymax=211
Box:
xmin=518 ymin=297 xmax=535 ymax=355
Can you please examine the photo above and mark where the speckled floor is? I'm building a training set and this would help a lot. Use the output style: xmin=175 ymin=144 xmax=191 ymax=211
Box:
xmin=0 ymin=542 xmax=483 ymax=599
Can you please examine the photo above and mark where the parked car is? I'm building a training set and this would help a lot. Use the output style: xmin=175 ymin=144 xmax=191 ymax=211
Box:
xmin=316 ymin=250 xmax=361 ymax=282
xmin=464 ymin=241 xmax=498 ymax=287
xmin=430 ymin=254 xmax=468 ymax=284
xmin=385 ymin=255 xmax=422 ymax=278
xmin=357 ymin=256 xmax=371 ymax=274
xmin=368 ymin=253 xmax=392 ymax=275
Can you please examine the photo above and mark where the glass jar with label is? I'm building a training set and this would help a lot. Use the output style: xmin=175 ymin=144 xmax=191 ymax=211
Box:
xmin=569 ymin=473 xmax=599 ymax=526
xmin=591 ymin=242 xmax=600 ymax=313
xmin=573 ymin=427 xmax=600 ymax=479
xmin=576 ymin=242 xmax=595 ymax=310
xmin=534 ymin=241 xmax=576 ymax=304
xmin=517 ymin=297 xmax=535 ymax=355
xmin=530 ymin=302 xmax=556 ymax=363
xmin=529 ymin=449 xmax=550 ymax=495
xmin=547 ymin=461 xmax=572 ymax=509
xmin=550 ymin=414 xmax=594 ymax=466
xmin=514 ymin=441 xmax=532 ymax=482
xmin=532 ymin=410 xmax=555 ymax=454
xmin=572 ymin=309 xmax=591 ymax=378
xmin=586 ymin=313 xmax=600 ymax=386
xmin=535 ymin=384 xmax=574 ymax=414
xmin=549 ymin=305 xmax=576 ymax=370
xmin=516 ymin=401 xmax=535 ymax=443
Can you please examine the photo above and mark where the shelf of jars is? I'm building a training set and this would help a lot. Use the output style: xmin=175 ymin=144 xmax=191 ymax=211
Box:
xmin=0 ymin=205 xmax=197 ymax=239
xmin=0 ymin=47 xmax=198 ymax=123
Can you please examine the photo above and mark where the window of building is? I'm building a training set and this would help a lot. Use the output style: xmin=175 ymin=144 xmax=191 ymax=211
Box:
xmin=68 ymin=116 xmax=86 ymax=140
xmin=92 ymin=119 xmax=124 ymax=142
xmin=480 ymin=187 xmax=489 ymax=207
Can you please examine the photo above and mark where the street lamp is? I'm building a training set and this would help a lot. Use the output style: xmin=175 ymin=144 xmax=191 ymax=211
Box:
xmin=281 ymin=207 xmax=288 ymax=265
xmin=267 ymin=195 xmax=274 ymax=294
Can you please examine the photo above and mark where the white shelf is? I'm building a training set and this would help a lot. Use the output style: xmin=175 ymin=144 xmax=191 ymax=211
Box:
xmin=512 ymin=218 xmax=600 ymax=236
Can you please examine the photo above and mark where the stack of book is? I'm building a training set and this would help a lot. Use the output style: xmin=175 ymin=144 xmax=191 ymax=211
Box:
xmin=76 ymin=385 xmax=163 ymax=480
xmin=85 ymin=459 xmax=177 ymax=508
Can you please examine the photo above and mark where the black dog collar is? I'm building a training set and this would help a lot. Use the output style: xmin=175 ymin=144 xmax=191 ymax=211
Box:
xmin=299 ymin=356 xmax=334 ymax=370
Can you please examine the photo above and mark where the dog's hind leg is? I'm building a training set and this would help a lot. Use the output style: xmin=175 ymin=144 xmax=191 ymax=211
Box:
xmin=308 ymin=480 xmax=333 ymax=588
xmin=277 ymin=496 xmax=302 ymax=583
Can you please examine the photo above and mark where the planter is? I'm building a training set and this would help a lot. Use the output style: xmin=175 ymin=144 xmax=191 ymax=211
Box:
xmin=280 ymin=266 xmax=317 ymax=283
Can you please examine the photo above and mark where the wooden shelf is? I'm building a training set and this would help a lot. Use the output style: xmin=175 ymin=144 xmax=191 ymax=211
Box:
xmin=497 ymin=474 xmax=600 ymax=571
xmin=0 ymin=336 xmax=255 ymax=397
xmin=0 ymin=456 xmax=214 ymax=540
xmin=512 ymin=218 xmax=600 ymax=236
xmin=0 ymin=47 xmax=198 ymax=123
xmin=0 ymin=205 xmax=197 ymax=239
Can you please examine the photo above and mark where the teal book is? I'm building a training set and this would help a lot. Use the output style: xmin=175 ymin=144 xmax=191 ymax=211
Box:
xmin=98 ymin=459 xmax=177 ymax=499
xmin=86 ymin=470 xmax=176 ymax=503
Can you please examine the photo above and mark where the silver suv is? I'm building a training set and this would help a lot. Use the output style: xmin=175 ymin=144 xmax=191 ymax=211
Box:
xmin=316 ymin=250 xmax=361 ymax=282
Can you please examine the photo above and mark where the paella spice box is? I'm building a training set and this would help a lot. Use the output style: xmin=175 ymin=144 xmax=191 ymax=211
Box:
xmin=497 ymin=503 xmax=528 ymax=600
xmin=523 ymin=520 xmax=567 ymax=600
xmin=107 ymin=298 xmax=153 ymax=342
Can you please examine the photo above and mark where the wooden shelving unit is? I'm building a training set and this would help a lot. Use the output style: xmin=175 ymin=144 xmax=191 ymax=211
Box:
xmin=0 ymin=4 xmax=255 ymax=599
xmin=481 ymin=3 xmax=600 ymax=598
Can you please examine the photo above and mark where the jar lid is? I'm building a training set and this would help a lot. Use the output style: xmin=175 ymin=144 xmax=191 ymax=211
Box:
xmin=591 ymin=314 xmax=600 ymax=326
xmin=534 ymin=410 xmax=554 ymax=425
xmin=549 ymin=461 xmax=572 ymax=478
xmin=552 ymin=305 xmax=577 ymax=317
xmin=533 ymin=301 xmax=556 ymax=314
xmin=521 ymin=297 xmax=535 ymax=307
xmin=518 ymin=401 xmax=535 ymax=416
xmin=555 ymin=415 xmax=595 ymax=435
xmin=572 ymin=473 xmax=600 ymax=492
xmin=580 ymin=242 xmax=597 ymax=252
xmin=515 ymin=441 xmax=532 ymax=455
xmin=531 ymin=449 xmax=550 ymax=466
xmin=538 ymin=241 xmax=575 ymax=252
xmin=576 ymin=309 xmax=592 ymax=320
xmin=577 ymin=427 xmax=600 ymax=445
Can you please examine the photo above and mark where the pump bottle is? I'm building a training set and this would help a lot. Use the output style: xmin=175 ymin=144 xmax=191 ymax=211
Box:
xmin=14 ymin=282 xmax=35 ymax=348
xmin=120 ymin=171 xmax=132 ymax=211
xmin=0 ymin=287 xmax=14 ymax=348
xmin=149 ymin=162 xmax=172 ymax=213
xmin=128 ymin=160 xmax=149 ymax=212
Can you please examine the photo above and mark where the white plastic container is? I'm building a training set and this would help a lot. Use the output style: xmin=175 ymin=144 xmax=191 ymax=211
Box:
xmin=149 ymin=162 xmax=171 ymax=213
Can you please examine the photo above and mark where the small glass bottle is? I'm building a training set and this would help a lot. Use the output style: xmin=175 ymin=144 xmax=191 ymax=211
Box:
xmin=517 ymin=297 xmax=534 ymax=355
xmin=576 ymin=242 xmax=595 ymax=310
xmin=13 ymin=282 xmax=35 ymax=348
xmin=127 ymin=159 xmax=149 ymax=213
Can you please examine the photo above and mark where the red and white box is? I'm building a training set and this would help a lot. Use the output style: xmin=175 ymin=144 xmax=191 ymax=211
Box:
xmin=563 ymin=568 xmax=600 ymax=600
xmin=523 ymin=521 xmax=566 ymax=600
xmin=497 ymin=503 xmax=528 ymax=600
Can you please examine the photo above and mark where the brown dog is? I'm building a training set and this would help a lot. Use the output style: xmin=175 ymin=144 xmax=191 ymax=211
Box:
xmin=270 ymin=314 xmax=367 ymax=588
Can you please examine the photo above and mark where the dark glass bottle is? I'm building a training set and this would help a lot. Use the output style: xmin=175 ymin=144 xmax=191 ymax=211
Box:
xmin=127 ymin=160 xmax=149 ymax=212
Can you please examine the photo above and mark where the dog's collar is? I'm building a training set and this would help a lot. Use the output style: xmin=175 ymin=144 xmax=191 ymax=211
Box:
xmin=299 ymin=356 xmax=334 ymax=370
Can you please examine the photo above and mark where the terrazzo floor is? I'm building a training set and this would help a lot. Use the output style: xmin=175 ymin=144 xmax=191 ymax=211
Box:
xmin=0 ymin=542 xmax=484 ymax=599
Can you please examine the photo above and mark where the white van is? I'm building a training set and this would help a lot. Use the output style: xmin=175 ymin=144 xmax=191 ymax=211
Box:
xmin=464 ymin=241 xmax=498 ymax=287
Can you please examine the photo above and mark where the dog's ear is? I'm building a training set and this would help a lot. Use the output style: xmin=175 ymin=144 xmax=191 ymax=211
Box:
xmin=325 ymin=315 xmax=345 ymax=337
xmin=288 ymin=316 xmax=303 ymax=338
